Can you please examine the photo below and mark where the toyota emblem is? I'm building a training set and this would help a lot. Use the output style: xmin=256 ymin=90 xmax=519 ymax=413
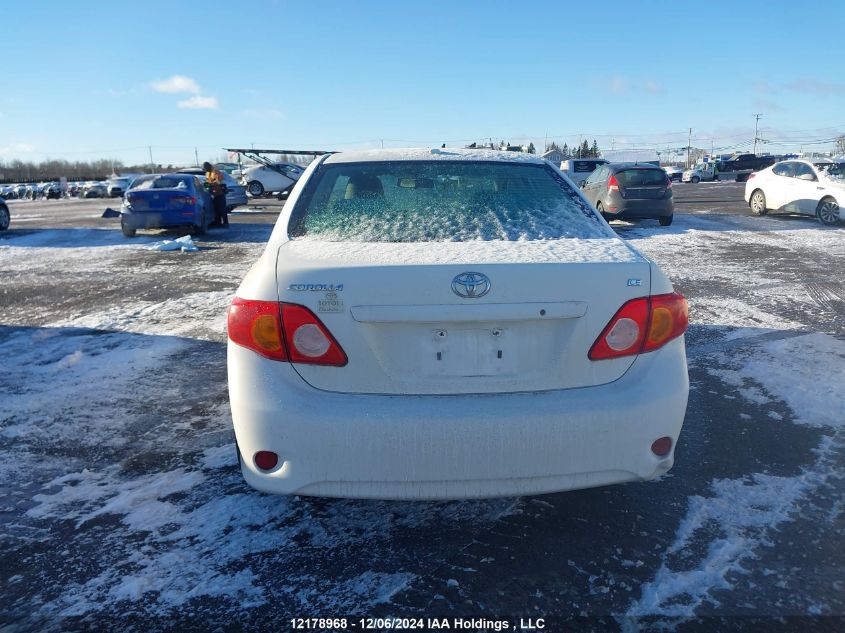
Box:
xmin=452 ymin=272 xmax=491 ymax=299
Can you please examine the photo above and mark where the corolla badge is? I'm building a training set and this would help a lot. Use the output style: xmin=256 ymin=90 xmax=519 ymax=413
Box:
xmin=452 ymin=272 xmax=491 ymax=299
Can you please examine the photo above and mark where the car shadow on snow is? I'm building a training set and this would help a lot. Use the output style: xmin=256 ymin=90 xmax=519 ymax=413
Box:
xmin=0 ymin=223 xmax=275 ymax=248
xmin=1 ymin=322 xmax=838 ymax=627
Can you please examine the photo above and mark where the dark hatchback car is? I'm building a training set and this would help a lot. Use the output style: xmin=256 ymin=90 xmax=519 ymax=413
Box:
xmin=580 ymin=163 xmax=674 ymax=226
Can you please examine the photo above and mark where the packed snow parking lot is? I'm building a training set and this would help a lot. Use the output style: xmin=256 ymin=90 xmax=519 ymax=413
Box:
xmin=2 ymin=184 xmax=844 ymax=630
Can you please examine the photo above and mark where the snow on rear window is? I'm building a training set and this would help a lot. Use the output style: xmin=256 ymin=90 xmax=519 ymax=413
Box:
xmin=288 ymin=161 xmax=611 ymax=242
xmin=130 ymin=176 xmax=191 ymax=190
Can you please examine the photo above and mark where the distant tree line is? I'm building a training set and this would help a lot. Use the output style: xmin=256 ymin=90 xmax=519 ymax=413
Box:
xmin=0 ymin=159 xmax=176 ymax=183
xmin=545 ymin=140 xmax=601 ymax=158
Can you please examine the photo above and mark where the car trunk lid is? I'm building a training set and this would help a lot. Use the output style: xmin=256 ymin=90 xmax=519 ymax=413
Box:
xmin=127 ymin=189 xmax=193 ymax=212
xmin=275 ymin=239 xmax=651 ymax=395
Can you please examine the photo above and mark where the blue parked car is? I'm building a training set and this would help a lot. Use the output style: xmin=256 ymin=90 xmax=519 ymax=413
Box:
xmin=120 ymin=174 xmax=212 ymax=237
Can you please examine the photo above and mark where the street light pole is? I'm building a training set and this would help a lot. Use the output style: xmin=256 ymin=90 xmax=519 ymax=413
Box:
xmin=753 ymin=113 xmax=763 ymax=154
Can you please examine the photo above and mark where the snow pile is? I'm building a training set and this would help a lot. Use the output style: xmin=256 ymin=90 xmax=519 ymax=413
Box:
xmin=144 ymin=235 xmax=199 ymax=252
xmin=708 ymin=333 xmax=845 ymax=428
xmin=327 ymin=147 xmax=546 ymax=164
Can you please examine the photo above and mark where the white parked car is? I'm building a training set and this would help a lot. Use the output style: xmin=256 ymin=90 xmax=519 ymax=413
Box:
xmin=106 ymin=177 xmax=135 ymax=198
xmin=240 ymin=162 xmax=305 ymax=197
xmin=663 ymin=166 xmax=683 ymax=182
xmin=745 ymin=159 xmax=845 ymax=225
xmin=227 ymin=148 xmax=690 ymax=499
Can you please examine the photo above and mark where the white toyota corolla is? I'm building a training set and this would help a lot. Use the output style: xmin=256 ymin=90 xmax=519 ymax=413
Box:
xmin=227 ymin=148 xmax=689 ymax=499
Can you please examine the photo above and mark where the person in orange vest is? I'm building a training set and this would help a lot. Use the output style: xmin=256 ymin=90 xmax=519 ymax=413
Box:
xmin=203 ymin=162 xmax=228 ymax=227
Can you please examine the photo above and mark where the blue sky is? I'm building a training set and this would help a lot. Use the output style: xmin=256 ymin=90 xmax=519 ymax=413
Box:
xmin=2 ymin=0 xmax=844 ymax=166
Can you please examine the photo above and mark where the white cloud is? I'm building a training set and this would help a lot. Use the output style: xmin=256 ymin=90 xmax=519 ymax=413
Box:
xmin=177 ymin=95 xmax=219 ymax=110
xmin=151 ymin=75 xmax=201 ymax=94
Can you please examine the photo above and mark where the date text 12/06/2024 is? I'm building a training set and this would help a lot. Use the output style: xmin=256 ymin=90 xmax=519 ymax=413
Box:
xmin=290 ymin=618 xmax=546 ymax=631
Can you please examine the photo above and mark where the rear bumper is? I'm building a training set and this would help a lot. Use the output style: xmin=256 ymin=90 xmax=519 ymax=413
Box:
xmin=602 ymin=195 xmax=674 ymax=219
xmin=228 ymin=338 xmax=689 ymax=499
xmin=121 ymin=209 xmax=200 ymax=229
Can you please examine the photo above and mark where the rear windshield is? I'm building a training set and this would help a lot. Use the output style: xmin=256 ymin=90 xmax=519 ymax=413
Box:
xmin=572 ymin=160 xmax=606 ymax=173
xmin=130 ymin=176 xmax=192 ymax=191
xmin=615 ymin=169 xmax=668 ymax=187
xmin=288 ymin=161 xmax=611 ymax=242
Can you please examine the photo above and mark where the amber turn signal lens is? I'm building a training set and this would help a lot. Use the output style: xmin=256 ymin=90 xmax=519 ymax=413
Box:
xmin=251 ymin=314 xmax=283 ymax=352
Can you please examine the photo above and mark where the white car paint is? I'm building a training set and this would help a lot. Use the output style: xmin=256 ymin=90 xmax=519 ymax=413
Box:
xmin=227 ymin=148 xmax=689 ymax=499
xmin=682 ymin=164 xmax=717 ymax=183
xmin=240 ymin=162 xmax=304 ymax=197
xmin=744 ymin=159 xmax=845 ymax=225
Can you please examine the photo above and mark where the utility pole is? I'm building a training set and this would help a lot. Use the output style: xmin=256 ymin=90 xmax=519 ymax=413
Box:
xmin=194 ymin=147 xmax=199 ymax=167
xmin=687 ymin=128 xmax=692 ymax=169
xmin=148 ymin=146 xmax=154 ymax=173
xmin=753 ymin=113 xmax=763 ymax=155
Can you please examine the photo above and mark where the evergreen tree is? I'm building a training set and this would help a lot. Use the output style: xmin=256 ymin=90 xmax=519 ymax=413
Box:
xmin=561 ymin=143 xmax=570 ymax=158
xmin=527 ymin=142 xmax=536 ymax=154
xmin=590 ymin=140 xmax=599 ymax=157
xmin=580 ymin=140 xmax=590 ymax=158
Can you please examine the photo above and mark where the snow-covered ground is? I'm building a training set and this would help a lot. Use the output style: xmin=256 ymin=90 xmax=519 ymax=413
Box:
xmin=1 ymin=206 xmax=844 ymax=628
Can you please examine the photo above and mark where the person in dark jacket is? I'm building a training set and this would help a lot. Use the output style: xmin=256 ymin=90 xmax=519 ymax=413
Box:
xmin=203 ymin=162 xmax=228 ymax=227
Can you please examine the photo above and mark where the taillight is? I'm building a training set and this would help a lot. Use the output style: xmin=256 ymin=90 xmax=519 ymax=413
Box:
xmin=227 ymin=298 xmax=347 ymax=366
xmin=227 ymin=298 xmax=287 ymax=361
xmin=643 ymin=292 xmax=689 ymax=353
xmin=589 ymin=292 xmax=688 ymax=360
xmin=280 ymin=304 xmax=348 ymax=366
xmin=665 ymin=176 xmax=672 ymax=189
xmin=607 ymin=174 xmax=619 ymax=192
